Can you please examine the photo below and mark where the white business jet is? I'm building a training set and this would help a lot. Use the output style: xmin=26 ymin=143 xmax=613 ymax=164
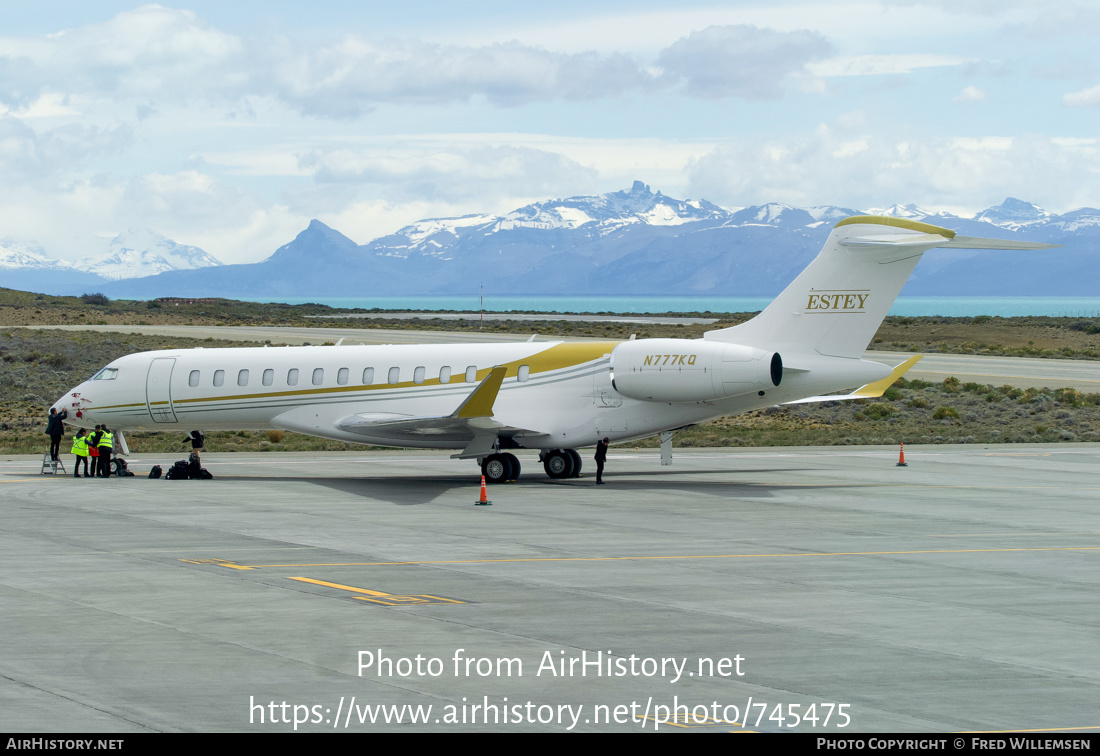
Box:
xmin=52 ymin=216 xmax=1052 ymax=482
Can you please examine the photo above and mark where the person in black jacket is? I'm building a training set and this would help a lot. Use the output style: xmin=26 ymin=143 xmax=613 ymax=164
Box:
xmin=46 ymin=408 xmax=68 ymax=460
xmin=594 ymin=437 xmax=609 ymax=485
xmin=182 ymin=430 xmax=205 ymax=458
xmin=87 ymin=426 xmax=103 ymax=477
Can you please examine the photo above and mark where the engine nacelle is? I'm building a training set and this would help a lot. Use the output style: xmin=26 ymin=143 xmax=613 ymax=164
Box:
xmin=610 ymin=338 xmax=782 ymax=403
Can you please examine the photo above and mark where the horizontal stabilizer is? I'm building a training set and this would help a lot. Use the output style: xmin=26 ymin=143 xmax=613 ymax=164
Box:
xmin=785 ymin=355 xmax=922 ymax=405
xmin=938 ymin=236 xmax=1060 ymax=250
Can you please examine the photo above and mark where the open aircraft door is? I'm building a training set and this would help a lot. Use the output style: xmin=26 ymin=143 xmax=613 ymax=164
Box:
xmin=146 ymin=358 xmax=178 ymax=423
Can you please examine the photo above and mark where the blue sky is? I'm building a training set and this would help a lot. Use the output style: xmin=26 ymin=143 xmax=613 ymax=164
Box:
xmin=1 ymin=1 xmax=1098 ymax=263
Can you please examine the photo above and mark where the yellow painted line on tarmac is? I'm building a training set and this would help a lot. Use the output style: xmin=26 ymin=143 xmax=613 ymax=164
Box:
xmin=179 ymin=558 xmax=254 ymax=570
xmin=288 ymin=577 xmax=466 ymax=605
xmin=233 ymin=545 xmax=1100 ymax=569
xmin=288 ymin=576 xmax=390 ymax=596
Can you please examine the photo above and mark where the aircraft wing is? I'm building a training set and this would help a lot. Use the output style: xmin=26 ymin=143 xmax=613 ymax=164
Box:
xmin=785 ymin=355 xmax=922 ymax=404
xmin=334 ymin=366 xmax=541 ymax=457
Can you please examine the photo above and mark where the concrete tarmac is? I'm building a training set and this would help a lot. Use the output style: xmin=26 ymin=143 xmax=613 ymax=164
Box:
xmin=2 ymin=445 xmax=1099 ymax=733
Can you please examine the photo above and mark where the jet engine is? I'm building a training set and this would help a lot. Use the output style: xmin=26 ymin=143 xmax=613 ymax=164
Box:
xmin=610 ymin=338 xmax=782 ymax=403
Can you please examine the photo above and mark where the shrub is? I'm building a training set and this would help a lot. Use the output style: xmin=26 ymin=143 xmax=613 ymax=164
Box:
xmin=933 ymin=406 xmax=959 ymax=420
xmin=80 ymin=293 xmax=110 ymax=305
xmin=267 ymin=430 xmax=286 ymax=443
xmin=862 ymin=403 xmax=897 ymax=420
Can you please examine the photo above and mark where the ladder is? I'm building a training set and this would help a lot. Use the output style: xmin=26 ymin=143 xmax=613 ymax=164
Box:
xmin=41 ymin=451 xmax=67 ymax=475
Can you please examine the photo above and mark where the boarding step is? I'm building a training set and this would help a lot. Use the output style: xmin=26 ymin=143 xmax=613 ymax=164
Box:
xmin=41 ymin=451 xmax=67 ymax=475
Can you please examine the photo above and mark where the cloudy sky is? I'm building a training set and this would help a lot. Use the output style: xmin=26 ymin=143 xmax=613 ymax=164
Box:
xmin=2 ymin=1 xmax=1098 ymax=263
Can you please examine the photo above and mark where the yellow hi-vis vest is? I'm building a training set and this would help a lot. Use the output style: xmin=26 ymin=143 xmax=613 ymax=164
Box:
xmin=70 ymin=436 xmax=88 ymax=456
xmin=98 ymin=431 xmax=113 ymax=450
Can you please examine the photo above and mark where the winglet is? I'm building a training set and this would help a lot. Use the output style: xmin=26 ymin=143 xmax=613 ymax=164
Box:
xmin=852 ymin=355 xmax=922 ymax=398
xmin=452 ymin=366 xmax=508 ymax=418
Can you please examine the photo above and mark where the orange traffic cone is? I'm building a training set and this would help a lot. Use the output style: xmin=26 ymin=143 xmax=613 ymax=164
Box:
xmin=896 ymin=443 xmax=908 ymax=467
xmin=475 ymin=475 xmax=492 ymax=506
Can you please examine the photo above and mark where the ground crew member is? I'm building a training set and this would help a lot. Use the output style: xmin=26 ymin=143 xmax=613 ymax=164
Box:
xmin=97 ymin=427 xmax=114 ymax=478
xmin=88 ymin=426 xmax=102 ymax=477
xmin=594 ymin=436 xmax=609 ymax=485
xmin=70 ymin=428 xmax=90 ymax=478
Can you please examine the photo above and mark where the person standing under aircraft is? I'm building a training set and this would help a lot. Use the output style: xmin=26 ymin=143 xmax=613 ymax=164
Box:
xmin=594 ymin=437 xmax=609 ymax=484
xmin=87 ymin=426 xmax=102 ymax=477
xmin=46 ymin=407 xmax=67 ymax=460
xmin=97 ymin=427 xmax=113 ymax=478
xmin=70 ymin=428 xmax=90 ymax=478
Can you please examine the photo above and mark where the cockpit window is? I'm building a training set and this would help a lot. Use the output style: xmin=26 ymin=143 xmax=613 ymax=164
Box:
xmin=92 ymin=368 xmax=118 ymax=381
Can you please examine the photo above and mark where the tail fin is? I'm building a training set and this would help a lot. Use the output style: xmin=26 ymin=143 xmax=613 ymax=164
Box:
xmin=704 ymin=215 xmax=1056 ymax=359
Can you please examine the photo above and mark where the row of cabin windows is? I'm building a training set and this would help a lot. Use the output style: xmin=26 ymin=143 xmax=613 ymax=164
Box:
xmin=187 ymin=364 xmax=531 ymax=389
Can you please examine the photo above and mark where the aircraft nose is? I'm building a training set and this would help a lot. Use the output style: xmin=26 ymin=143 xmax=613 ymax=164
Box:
xmin=53 ymin=384 xmax=88 ymax=420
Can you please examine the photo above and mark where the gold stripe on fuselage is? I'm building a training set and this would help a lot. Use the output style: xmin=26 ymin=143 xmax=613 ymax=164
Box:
xmin=90 ymin=341 xmax=622 ymax=413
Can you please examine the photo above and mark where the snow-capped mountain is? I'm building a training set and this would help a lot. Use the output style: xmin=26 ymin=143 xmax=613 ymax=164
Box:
xmin=864 ymin=203 xmax=938 ymax=219
xmin=973 ymin=198 xmax=1052 ymax=229
xmin=0 ymin=239 xmax=75 ymax=271
xmin=73 ymin=228 xmax=222 ymax=280
xmin=373 ymin=181 xmax=731 ymax=260
xmin=497 ymin=180 xmax=728 ymax=232
xmin=6 ymin=184 xmax=1100 ymax=299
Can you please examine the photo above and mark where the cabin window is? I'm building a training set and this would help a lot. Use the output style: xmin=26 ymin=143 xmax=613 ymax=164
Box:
xmin=465 ymin=366 xmax=477 ymax=383
xmin=188 ymin=370 xmax=200 ymax=387
xmin=213 ymin=370 xmax=225 ymax=387
xmin=287 ymin=368 xmax=298 ymax=386
xmin=518 ymin=365 xmax=530 ymax=382
xmin=439 ymin=366 xmax=451 ymax=384
xmin=362 ymin=367 xmax=374 ymax=385
xmin=388 ymin=367 xmax=400 ymax=384
xmin=92 ymin=368 xmax=118 ymax=381
xmin=337 ymin=367 xmax=349 ymax=385
xmin=262 ymin=369 xmax=274 ymax=386
xmin=413 ymin=366 xmax=426 ymax=384
xmin=238 ymin=369 xmax=249 ymax=387
xmin=312 ymin=368 xmax=324 ymax=386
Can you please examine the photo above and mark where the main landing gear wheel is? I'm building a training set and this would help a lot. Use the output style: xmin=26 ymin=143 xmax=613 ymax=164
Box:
xmin=566 ymin=449 xmax=582 ymax=478
xmin=482 ymin=453 xmax=519 ymax=483
xmin=543 ymin=449 xmax=578 ymax=479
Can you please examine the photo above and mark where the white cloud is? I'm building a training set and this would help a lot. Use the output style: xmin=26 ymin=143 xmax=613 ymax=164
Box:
xmin=685 ymin=124 xmax=1100 ymax=214
xmin=298 ymin=144 xmax=598 ymax=202
xmin=657 ymin=25 xmax=832 ymax=100
xmin=266 ymin=38 xmax=652 ymax=117
xmin=0 ymin=116 xmax=130 ymax=185
xmin=953 ymin=86 xmax=987 ymax=103
xmin=808 ymin=54 xmax=977 ymax=77
xmin=1064 ymin=83 xmax=1100 ymax=107
xmin=0 ymin=6 xmax=244 ymax=108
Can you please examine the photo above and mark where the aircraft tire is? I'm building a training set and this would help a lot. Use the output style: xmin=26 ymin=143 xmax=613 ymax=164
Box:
xmin=566 ymin=449 xmax=582 ymax=478
xmin=502 ymin=453 xmax=520 ymax=482
xmin=543 ymin=449 xmax=574 ymax=479
xmin=482 ymin=454 xmax=512 ymax=484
